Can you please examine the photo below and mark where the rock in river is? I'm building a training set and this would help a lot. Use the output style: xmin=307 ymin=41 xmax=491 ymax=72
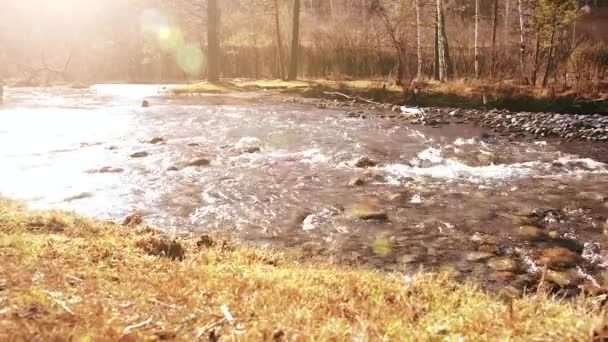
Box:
xmin=344 ymin=204 xmax=389 ymax=221
xmin=487 ymin=257 xmax=519 ymax=272
xmin=185 ymin=158 xmax=211 ymax=167
xmin=148 ymin=137 xmax=167 ymax=144
xmin=354 ymin=157 xmax=377 ymax=168
xmin=130 ymin=151 xmax=149 ymax=158
xmin=514 ymin=225 xmax=548 ymax=241
xmin=539 ymin=247 xmax=582 ymax=269
xmin=466 ymin=251 xmax=494 ymax=262
xmin=348 ymin=177 xmax=366 ymax=187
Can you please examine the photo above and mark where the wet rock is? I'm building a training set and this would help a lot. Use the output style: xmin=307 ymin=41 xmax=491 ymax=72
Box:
xmin=241 ymin=146 xmax=261 ymax=154
xmin=354 ymin=157 xmax=377 ymax=168
xmin=86 ymin=166 xmax=124 ymax=174
xmin=470 ymin=232 xmax=498 ymax=245
xmin=130 ymin=151 xmax=149 ymax=158
xmin=490 ymin=271 xmax=516 ymax=282
xmin=122 ymin=213 xmax=143 ymax=226
xmin=64 ymin=192 xmax=94 ymax=202
xmin=148 ymin=137 xmax=166 ymax=144
xmin=514 ymin=225 xmax=548 ymax=241
xmin=551 ymin=238 xmax=584 ymax=254
xmin=141 ymin=100 xmax=150 ymax=108
xmin=344 ymin=204 xmax=389 ymax=221
xmin=363 ymin=170 xmax=387 ymax=183
xmin=388 ymin=191 xmax=409 ymax=203
xmin=185 ymin=158 xmax=211 ymax=167
xmin=539 ymin=247 xmax=583 ymax=269
xmin=546 ymin=269 xmax=583 ymax=288
xmin=475 ymin=152 xmax=498 ymax=166
xmin=348 ymin=177 xmax=365 ymax=187
xmin=398 ymin=254 xmax=419 ymax=265
xmin=466 ymin=251 xmax=494 ymax=262
xmin=136 ymin=237 xmax=185 ymax=261
xmin=487 ymin=257 xmax=519 ymax=272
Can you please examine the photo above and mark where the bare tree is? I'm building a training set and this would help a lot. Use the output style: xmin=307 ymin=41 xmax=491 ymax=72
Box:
xmin=518 ymin=0 xmax=528 ymax=82
xmin=415 ymin=0 xmax=423 ymax=80
xmin=288 ymin=0 xmax=301 ymax=80
xmin=490 ymin=0 xmax=499 ymax=77
xmin=436 ymin=0 xmax=450 ymax=81
xmin=207 ymin=0 xmax=220 ymax=82
xmin=474 ymin=0 xmax=480 ymax=78
xmin=274 ymin=0 xmax=285 ymax=79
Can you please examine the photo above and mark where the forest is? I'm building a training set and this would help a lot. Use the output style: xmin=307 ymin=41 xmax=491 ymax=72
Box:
xmin=1 ymin=0 xmax=607 ymax=96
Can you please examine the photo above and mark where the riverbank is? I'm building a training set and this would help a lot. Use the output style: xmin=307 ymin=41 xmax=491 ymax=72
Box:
xmin=0 ymin=198 xmax=605 ymax=340
xmin=172 ymin=79 xmax=608 ymax=115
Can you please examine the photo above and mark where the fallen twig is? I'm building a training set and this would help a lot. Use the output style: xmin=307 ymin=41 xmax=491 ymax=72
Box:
xmin=42 ymin=291 xmax=74 ymax=316
xmin=220 ymin=305 xmax=235 ymax=324
xmin=123 ymin=317 xmax=153 ymax=335
xmin=322 ymin=91 xmax=382 ymax=105
xmin=195 ymin=318 xmax=228 ymax=339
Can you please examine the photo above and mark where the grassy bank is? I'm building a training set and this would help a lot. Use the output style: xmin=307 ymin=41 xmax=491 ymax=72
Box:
xmin=0 ymin=198 xmax=604 ymax=340
xmin=173 ymin=79 xmax=608 ymax=114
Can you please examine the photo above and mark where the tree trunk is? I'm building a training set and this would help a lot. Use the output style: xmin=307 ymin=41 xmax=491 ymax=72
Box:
xmin=542 ymin=24 xmax=556 ymax=88
xmin=436 ymin=0 xmax=449 ymax=81
xmin=490 ymin=0 xmax=499 ymax=78
xmin=274 ymin=0 xmax=285 ymax=80
xmin=504 ymin=0 xmax=510 ymax=47
xmin=415 ymin=0 xmax=423 ymax=80
xmin=434 ymin=22 xmax=440 ymax=81
xmin=518 ymin=0 xmax=527 ymax=82
xmin=474 ymin=0 xmax=480 ymax=78
xmin=531 ymin=27 xmax=541 ymax=85
xmin=207 ymin=0 xmax=220 ymax=82
xmin=288 ymin=0 xmax=301 ymax=80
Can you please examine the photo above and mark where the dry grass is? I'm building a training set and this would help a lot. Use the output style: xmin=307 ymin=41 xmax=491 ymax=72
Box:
xmin=1 ymin=198 xmax=603 ymax=340
xmin=172 ymin=80 xmax=311 ymax=95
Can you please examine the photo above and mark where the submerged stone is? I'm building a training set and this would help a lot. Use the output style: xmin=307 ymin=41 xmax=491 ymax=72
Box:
xmin=354 ymin=157 xmax=377 ymax=168
xmin=148 ymin=137 xmax=166 ymax=144
xmin=546 ymin=270 xmax=583 ymax=288
xmin=539 ymin=247 xmax=582 ymax=269
xmin=185 ymin=158 xmax=211 ymax=167
xmin=487 ymin=257 xmax=519 ymax=272
xmin=466 ymin=251 xmax=494 ymax=262
xmin=514 ymin=225 xmax=548 ymax=241
xmin=348 ymin=177 xmax=365 ymax=187
xmin=130 ymin=151 xmax=149 ymax=158
xmin=345 ymin=204 xmax=389 ymax=221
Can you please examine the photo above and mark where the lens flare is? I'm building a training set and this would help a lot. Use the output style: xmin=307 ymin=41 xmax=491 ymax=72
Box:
xmin=176 ymin=44 xmax=205 ymax=76
xmin=158 ymin=27 xmax=184 ymax=52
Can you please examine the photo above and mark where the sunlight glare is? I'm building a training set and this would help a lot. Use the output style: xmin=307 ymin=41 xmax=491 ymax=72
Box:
xmin=176 ymin=45 xmax=206 ymax=76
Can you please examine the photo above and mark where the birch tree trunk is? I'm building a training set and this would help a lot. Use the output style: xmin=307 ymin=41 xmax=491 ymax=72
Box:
xmin=474 ymin=0 xmax=480 ymax=78
xmin=518 ymin=0 xmax=527 ymax=82
xmin=415 ymin=0 xmax=423 ymax=80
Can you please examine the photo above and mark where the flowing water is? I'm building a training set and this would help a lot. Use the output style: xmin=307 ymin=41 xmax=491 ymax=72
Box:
xmin=2 ymin=85 xmax=608 ymax=292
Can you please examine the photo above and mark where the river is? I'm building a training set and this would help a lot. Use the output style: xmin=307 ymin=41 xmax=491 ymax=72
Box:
xmin=1 ymin=84 xmax=607 ymax=293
